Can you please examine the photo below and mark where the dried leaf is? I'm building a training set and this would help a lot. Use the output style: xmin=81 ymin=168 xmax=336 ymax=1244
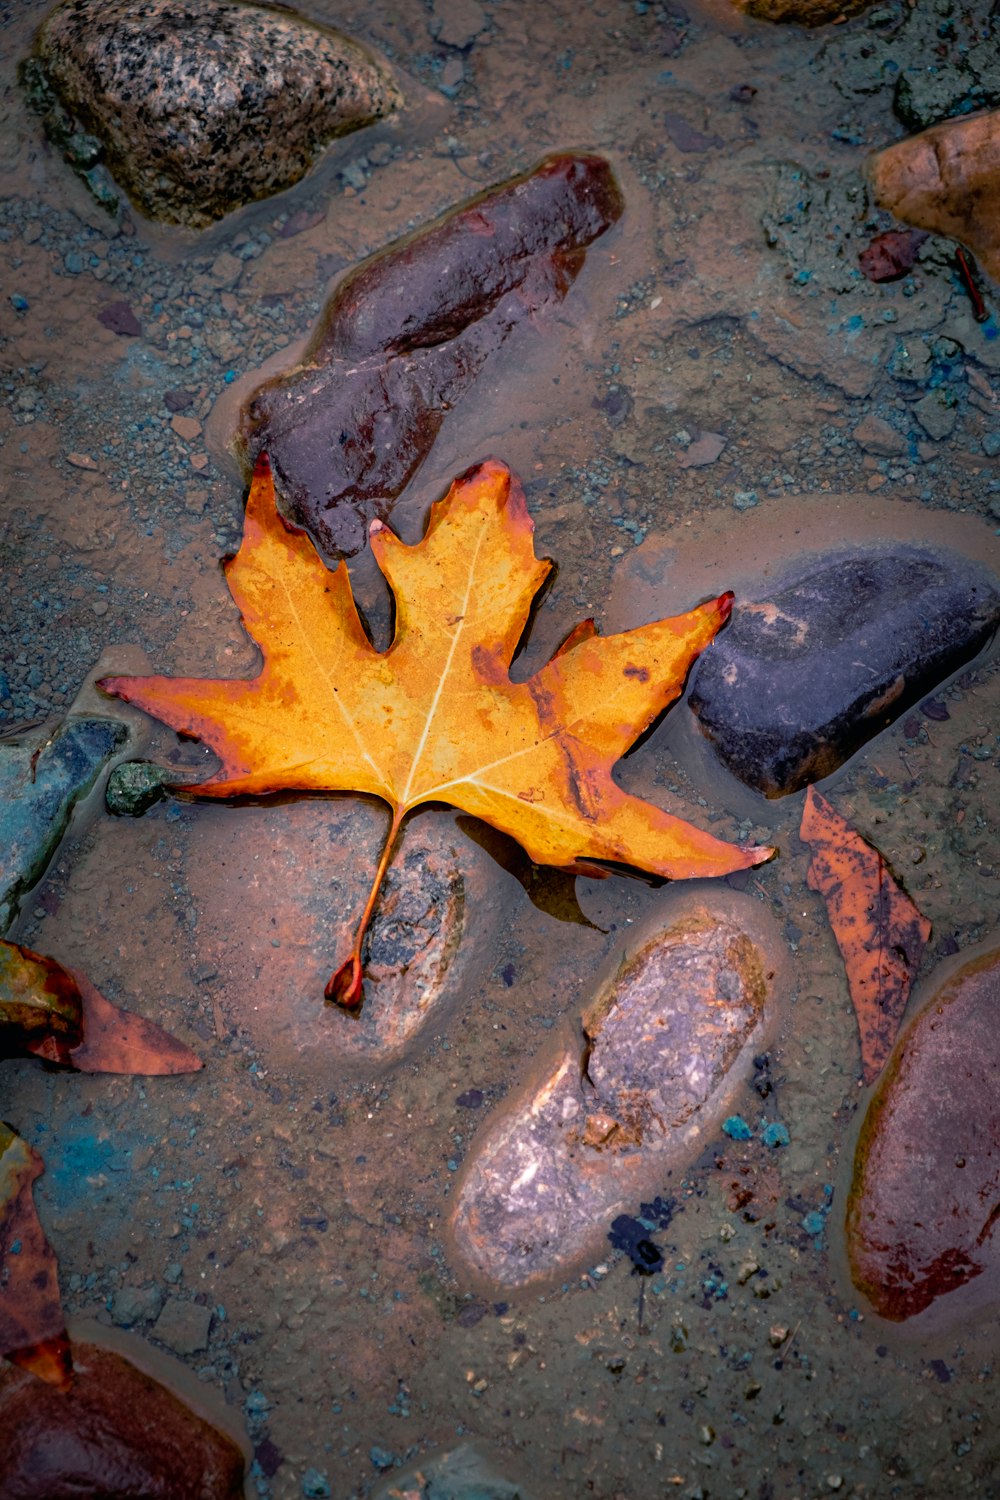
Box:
xmin=0 ymin=1123 xmax=71 ymax=1388
xmin=101 ymin=457 xmax=773 ymax=1007
xmin=0 ymin=939 xmax=202 ymax=1075
xmin=800 ymin=786 xmax=931 ymax=1084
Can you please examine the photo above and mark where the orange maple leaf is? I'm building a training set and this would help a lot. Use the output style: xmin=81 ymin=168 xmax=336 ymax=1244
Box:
xmin=100 ymin=457 xmax=773 ymax=1006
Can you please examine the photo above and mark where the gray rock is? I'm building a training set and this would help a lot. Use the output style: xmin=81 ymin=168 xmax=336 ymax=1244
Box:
xmin=913 ymin=388 xmax=958 ymax=441
xmin=852 ymin=413 xmax=906 ymax=457
xmin=449 ymin=902 xmax=777 ymax=1287
xmin=111 ymin=1283 xmax=164 ymax=1327
xmin=375 ymin=1442 xmax=529 ymax=1499
xmin=152 ymin=1296 xmax=213 ymax=1355
xmin=26 ymin=0 xmax=402 ymax=227
xmin=0 ymin=717 xmax=126 ymax=931
xmin=688 ymin=548 xmax=1000 ymax=798
xmin=105 ymin=759 xmax=168 ymax=817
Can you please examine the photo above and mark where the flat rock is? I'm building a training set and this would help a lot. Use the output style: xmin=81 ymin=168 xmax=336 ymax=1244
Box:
xmin=152 ymin=1297 xmax=213 ymax=1356
xmin=851 ymin=413 xmax=906 ymax=457
xmin=0 ymin=716 xmax=127 ymax=931
xmin=26 ymin=0 xmax=401 ymax=226
xmin=687 ymin=548 xmax=1000 ymax=797
xmin=0 ymin=1339 xmax=245 ymax=1498
xmin=449 ymin=898 xmax=781 ymax=1288
xmin=847 ymin=948 xmax=1000 ymax=1322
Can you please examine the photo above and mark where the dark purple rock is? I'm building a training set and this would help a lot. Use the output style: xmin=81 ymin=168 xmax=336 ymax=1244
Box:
xmin=688 ymin=548 xmax=1000 ymax=798
xmin=163 ymin=388 xmax=194 ymax=412
xmin=239 ymin=152 xmax=623 ymax=558
xmin=97 ymin=299 xmax=142 ymax=336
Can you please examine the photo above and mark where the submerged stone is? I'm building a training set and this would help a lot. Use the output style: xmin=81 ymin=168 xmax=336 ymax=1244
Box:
xmin=105 ymin=759 xmax=169 ymax=817
xmin=0 ymin=717 xmax=126 ymax=931
xmin=449 ymin=899 xmax=781 ymax=1288
xmin=847 ymin=949 xmax=1000 ymax=1323
xmin=0 ymin=1339 xmax=246 ymax=1498
xmin=375 ymin=1442 xmax=530 ymax=1499
xmin=688 ymin=548 xmax=1000 ymax=797
xmin=239 ymin=153 xmax=623 ymax=557
xmin=25 ymin=0 xmax=401 ymax=227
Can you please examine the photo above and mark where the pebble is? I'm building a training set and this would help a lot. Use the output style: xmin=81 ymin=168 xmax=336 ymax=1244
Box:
xmin=852 ymin=413 xmax=906 ymax=457
xmin=152 ymin=1296 xmax=213 ymax=1355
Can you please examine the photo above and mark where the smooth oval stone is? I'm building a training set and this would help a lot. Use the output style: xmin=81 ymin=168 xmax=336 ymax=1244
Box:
xmin=0 ymin=1339 xmax=246 ymax=1499
xmin=27 ymin=0 xmax=401 ymax=226
xmin=688 ymin=548 xmax=1000 ymax=797
xmin=449 ymin=899 xmax=782 ymax=1288
xmin=847 ymin=949 xmax=1000 ymax=1322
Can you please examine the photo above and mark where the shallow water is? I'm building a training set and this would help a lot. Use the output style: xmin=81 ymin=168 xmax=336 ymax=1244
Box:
xmin=3 ymin=1 xmax=1000 ymax=1496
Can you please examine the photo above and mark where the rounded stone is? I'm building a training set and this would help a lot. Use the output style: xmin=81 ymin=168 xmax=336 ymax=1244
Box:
xmin=27 ymin=0 xmax=402 ymax=227
xmin=687 ymin=548 xmax=1000 ymax=798
xmin=847 ymin=948 xmax=1000 ymax=1323
xmin=448 ymin=894 xmax=784 ymax=1289
xmin=0 ymin=1338 xmax=246 ymax=1498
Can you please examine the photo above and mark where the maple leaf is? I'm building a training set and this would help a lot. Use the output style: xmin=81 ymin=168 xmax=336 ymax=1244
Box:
xmin=100 ymin=456 xmax=773 ymax=1007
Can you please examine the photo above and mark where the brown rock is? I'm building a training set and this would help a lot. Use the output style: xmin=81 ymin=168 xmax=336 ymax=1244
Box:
xmin=847 ymin=948 xmax=1000 ymax=1321
xmin=170 ymin=414 xmax=202 ymax=442
xmin=449 ymin=896 xmax=783 ymax=1288
xmin=0 ymin=1338 xmax=245 ymax=1498
xmin=730 ymin=0 xmax=872 ymax=22
xmin=868 ymin=110 xmax=1000 ymax=283
xmin=851 ymin=413 xmax=906 ymax=457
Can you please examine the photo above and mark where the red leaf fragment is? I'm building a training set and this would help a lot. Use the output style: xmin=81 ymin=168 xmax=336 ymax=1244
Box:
xmin=800 ymin=786 xmax=931 ymax=1084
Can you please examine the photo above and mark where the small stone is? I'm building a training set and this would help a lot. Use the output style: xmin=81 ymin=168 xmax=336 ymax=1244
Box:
xmin=105 ymin=760 xmax=168 ymax=817
xmin=848 ymin=948 xmax=1000 ymax=1322
xmin=913 ymin=388 xmax=958 ymax=441
xmin=66 ymin=451 xmax=99 ymax=470
xmin=171 ymin=414 xmax=202 ymax=441
xmin=450 ymin=900 xmax=781 ymax=1287
xmin=723 ymin=1114 xmax=753 ymax=1140
xmin=982 ymin=432 xmax=1000 ymax=458
xmin=301 ymin=1468 xmax=331 ymax=1498
xmin=432 ymin=0 xmax=486 ymax=49
xmin=190 ymin=452 xmax=210 ymax=471
xmin=164 ymin=388 xmax=194 ymax=412
xmin=92 ymin=599 xmax=108 ymax=616
xmin=678 ymin=431 xmax=726 ymax=468
xmin=688 ymin=548 xmax=1000 ymax=797
xmin=111 ymin=1283 xmax=164 ymax=1327
xmin=207 ymin=251 xmax=244 ymax=291
xmin=97 ymin=298 xmax=142 ymax=336
xmin=852 ymin=413 xmax=905 ymax=457
xmin=372 ymin=1444 xmax=526 ymax=1500
xmin=152 ymin=1297 xmax=213 ymax=1356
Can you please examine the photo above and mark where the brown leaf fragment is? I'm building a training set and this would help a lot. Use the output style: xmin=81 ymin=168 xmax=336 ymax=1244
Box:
xmin=800 ymin=786 xmax=930 ymax=1084
xmin=0 ymin=1123 xmax=71 ymax=1389
xmin=0 ymin=940 xmax=201 ymax=1075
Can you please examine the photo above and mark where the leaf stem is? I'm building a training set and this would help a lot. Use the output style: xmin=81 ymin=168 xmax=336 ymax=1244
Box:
xmin=326 ymin=808 xmax=405 ymax=1010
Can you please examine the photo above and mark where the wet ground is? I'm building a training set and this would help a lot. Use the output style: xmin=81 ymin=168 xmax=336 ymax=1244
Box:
xmin=2 ymin=1 xmax=1000 ymax=1496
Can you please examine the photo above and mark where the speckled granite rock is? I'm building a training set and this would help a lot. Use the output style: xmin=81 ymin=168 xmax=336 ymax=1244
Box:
xmin=0 ymin=717 xmax=126 ymax=931
xmin=449 ymin=900 xmax=780 ymax=1288
xmin=26 ymin=0 xmax=402 ymax=226
xmin=847 ymin=949 xmax=1000 ymax=1322
xmin=688 ymin=549 xmax=1000 ymax=798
